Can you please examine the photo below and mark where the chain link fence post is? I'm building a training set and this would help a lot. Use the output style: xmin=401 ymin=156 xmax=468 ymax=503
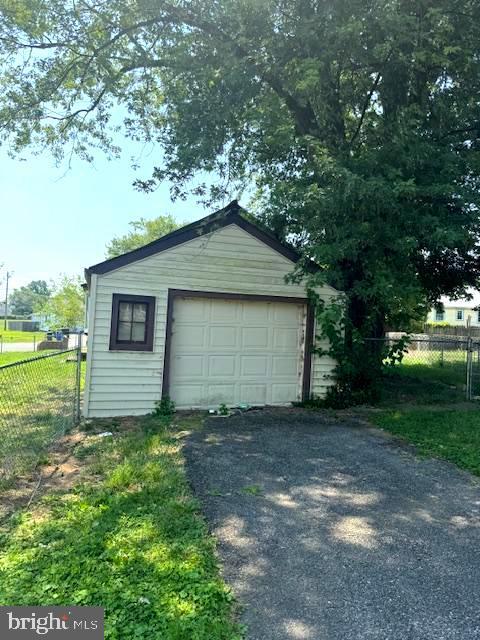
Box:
xmin=466 ymin=336 xmax=473 ymax=401
xmin=74 ymin=332 xmax=83 ymax=424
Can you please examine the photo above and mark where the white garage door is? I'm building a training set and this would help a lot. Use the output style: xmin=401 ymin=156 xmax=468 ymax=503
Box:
xmin=169 ymin=296 xmax=306 ymax=408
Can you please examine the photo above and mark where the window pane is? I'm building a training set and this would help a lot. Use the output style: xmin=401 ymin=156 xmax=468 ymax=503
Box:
xmin=119 ymin=302 xmax=132 ymax=322
xmin=133 ymin=303 xmax=147 ymax=322
xmin=132 ymin=322 xmax=146 ymax=342
xmin=117 ymin=321 xmax=131 ymax=341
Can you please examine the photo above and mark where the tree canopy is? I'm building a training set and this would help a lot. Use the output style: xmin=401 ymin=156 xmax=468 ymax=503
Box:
xmin=39 ymin=276 xmax=84 ymax=329
xmin=9 ymin=280 xmax=51 ymax=316
xmin=1 ymin=0 xmax=480 ymax=396
xmin=106 ymin=214 xmax=180 ymax=258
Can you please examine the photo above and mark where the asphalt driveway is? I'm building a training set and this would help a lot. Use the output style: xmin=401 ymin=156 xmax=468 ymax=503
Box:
xmin=184 ymin=409 xmax=480 ymax=640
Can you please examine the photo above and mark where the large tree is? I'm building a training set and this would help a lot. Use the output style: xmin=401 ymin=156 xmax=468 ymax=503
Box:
xmin=106 ymin=214 xmax=180 ymax=258
xmin=9 ymin=280 xmax=51 ymax=316
xmin=1 ymin=0 xmax=480 ymax=397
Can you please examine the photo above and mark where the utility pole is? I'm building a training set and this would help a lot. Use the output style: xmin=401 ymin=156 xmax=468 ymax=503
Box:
xmin=3 ymin=271 xmax=11 ymax=331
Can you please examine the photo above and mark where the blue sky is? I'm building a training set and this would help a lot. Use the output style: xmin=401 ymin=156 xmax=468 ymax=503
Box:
xmin=0 ymin=140 xmax=218 ymax=296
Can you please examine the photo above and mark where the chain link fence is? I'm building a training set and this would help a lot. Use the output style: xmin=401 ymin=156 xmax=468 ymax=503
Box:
xmin=368 ymin=335 xmax=480 ymax=401
xmin=0 ymin=341 xmax=83 ymax=484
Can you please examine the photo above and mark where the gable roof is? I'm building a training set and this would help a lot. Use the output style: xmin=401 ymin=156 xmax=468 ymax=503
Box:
xmin=85 ymin=200 xmax=320 ymax=285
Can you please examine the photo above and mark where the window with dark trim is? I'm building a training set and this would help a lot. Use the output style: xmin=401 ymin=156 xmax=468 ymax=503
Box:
xmin=109 ymin=294 xmax=155 ymax=351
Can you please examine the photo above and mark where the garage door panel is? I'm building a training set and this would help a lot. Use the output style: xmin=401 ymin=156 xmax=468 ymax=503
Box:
xmin=239 ymin=384 xmax=267 ymax=404
xmin=273 ymin=303 xmax=301 ymax=323
xmin=169 ymin=296 xmax=305 ymax=408
xmin=209 ymin=326 xmax=237 ymax=347
xmin=175 ymin=298 xmax=209 ymax=321
xmin=208 ymin=354 xmax=236 ymax=377
xmin=211 ymin=299 xmax=240 ymax=321
xmin=272 ymin=356 xmax=299 ymax=376
xmin=171 ymin=354 xmax=204 ymax=378
xmin=271 ymin=383 xmax=299 ymax=404
xmin=174 ymin=325 xmax=205 ymax=348
xmin=242 ymin=303 xmax=270 ymax=323
xmin=273 ymin=327 xmax=300 ymax=349
xmin=205 ymin=384 xmax=236 ymax=404
xmin=242 ymin=327 xmax=269 ymax=348
xmin=173 ymin=384 xmax=206 ymax=406
xmin=240 ymin=355 xmax=268 ymax=377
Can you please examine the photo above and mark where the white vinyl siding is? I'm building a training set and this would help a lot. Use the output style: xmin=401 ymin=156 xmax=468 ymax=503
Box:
xmin=84 ymin=224 xmax=339 ymax=417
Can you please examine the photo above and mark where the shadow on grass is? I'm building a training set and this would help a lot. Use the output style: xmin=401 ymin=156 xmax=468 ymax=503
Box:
xmin=380 ymin=369 xmax=465 ymax=406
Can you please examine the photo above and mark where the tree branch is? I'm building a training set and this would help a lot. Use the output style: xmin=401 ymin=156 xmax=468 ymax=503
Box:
xmin=148 ymin=1 xmax=320 ymax=136
xmin=440 ymin=124 xmax=480 ymax=140
xmin=349 ymin=71 xmax=382 ymax=147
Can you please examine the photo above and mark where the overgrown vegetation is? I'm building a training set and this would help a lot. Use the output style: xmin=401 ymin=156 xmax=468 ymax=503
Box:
xmin=0 ymin=416 xmax=241 ymax=639
xmin=152 ymin=396 xmax=176 ymax=419
xmin=372 ymin=409 xmax=480 ymax=477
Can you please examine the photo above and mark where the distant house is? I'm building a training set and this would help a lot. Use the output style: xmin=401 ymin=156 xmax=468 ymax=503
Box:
xmin=30 ymin=313 xmax=51 ymax=331
xmin=427 ymin=291 xmax=480 ymax=326
xmin=83 ymin=201 xmax=340 ymax=417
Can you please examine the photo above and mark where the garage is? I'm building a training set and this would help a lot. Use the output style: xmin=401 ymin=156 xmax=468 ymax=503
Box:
xmin=166 ymin=293 xmax=308 ymax=408
xmin=83 ymin=200 xmax=339 ymax=417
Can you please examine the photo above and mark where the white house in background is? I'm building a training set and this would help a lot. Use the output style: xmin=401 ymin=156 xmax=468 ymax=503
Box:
xmin=82 ymin=201 xmax=340 ymax=418
xmin=427 ymin=290 xmax=480 ymax=326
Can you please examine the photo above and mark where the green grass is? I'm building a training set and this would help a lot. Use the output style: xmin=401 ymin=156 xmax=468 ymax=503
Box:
xmin=380 ymin=371 xmax=465 ymax=405
xmin=240 ymin=485 xmax=263 ymax=496
xmin=396 ymin=349 xmax=467 ymax=387
xmin=372 ymin=408 xmax=480 ymax=476
xmin=0 ymin=351 xmax=59 ymax=366
xmin=0 ymin=353 xmax=83 ymax=478
xmin=381 ymin=348 xmax=468 ymax=405
xmin=0 ymin=416 xmax=241 ymax=639
xmin=0 ymin=330 xmax=45 ymax=344
xmin=0 ymin=351 xmax=36 ymax=366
